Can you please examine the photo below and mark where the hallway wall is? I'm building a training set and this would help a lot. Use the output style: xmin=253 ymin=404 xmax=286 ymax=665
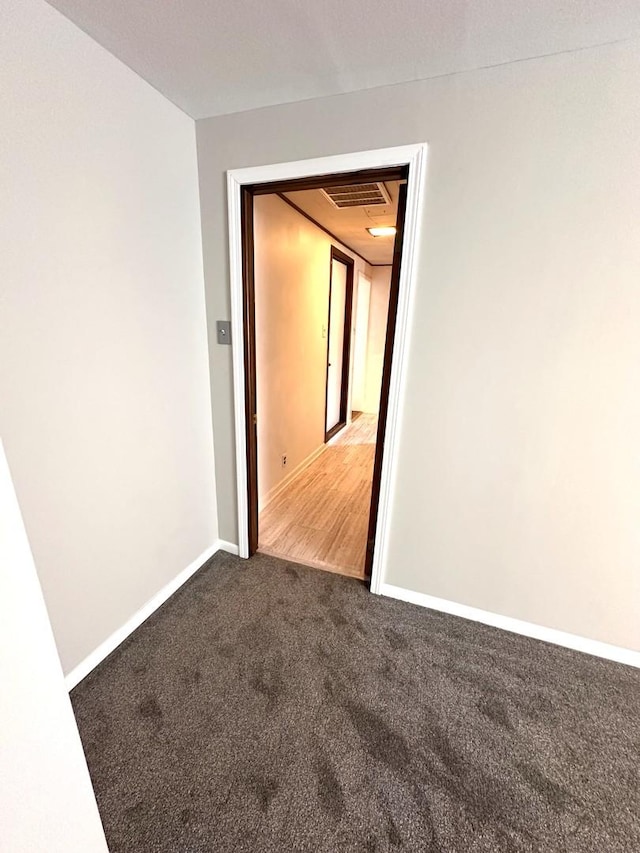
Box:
xmin=254 ymin=194 xmax=370 ymax=505
xmin=197 ymin=38 xmax=640 ymax=652
xmin=361 ymin=266 xmax=392 ymax=414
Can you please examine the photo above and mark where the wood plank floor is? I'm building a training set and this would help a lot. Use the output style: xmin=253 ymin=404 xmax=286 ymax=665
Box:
xmin=258 ymin=413 xmax=377 ymax=579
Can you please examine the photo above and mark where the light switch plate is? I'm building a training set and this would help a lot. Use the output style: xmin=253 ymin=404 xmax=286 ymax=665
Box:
xmin=216 ymin=320 xmax=232 ymax=345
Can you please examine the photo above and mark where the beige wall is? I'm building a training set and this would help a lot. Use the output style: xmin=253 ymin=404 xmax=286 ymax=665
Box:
xmin=362 ymin=266 xmax=392 ymax=414
xmin=254 ymin=194 xmax=369 ymax=503
xmin=1 ymin=0 xmax=217 ymax=674
xmin=197 ymin=38 xmax=640 ymax=651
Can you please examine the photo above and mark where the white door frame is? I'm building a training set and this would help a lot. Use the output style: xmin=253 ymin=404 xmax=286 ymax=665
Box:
xmin=226 ymin=143 xmax=428 ymax=594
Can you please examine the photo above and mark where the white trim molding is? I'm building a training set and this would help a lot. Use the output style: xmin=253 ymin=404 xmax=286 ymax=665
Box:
xmin=217 ymin=539 xmax=239 ymax=556
xmin=227 ymin=144 xmax=428 ymax=592
xmin=65 ymin=540 xmax=234 ymax=690
xmin=380 ymin=583 xmax=640 ymax=669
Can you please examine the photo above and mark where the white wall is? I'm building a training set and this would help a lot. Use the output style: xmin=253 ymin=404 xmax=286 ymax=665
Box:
xmin=351 ymin=272 xmax=371 ymax=412
xmin=197 ymin=38 xmax=640 ymax=651
xmin=254 ymin=194 xmax=369 ymax=503
xmin=0 ymin=441 xmax=109 ymax=852
xmin=362 ymin=266 xmax=392 ymax=414
xmin=0 ymin=0 xmax=217 ymax=675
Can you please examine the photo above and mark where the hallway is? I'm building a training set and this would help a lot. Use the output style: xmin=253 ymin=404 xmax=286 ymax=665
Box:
xmin=258 ymin=413 xmax=377 ymax=579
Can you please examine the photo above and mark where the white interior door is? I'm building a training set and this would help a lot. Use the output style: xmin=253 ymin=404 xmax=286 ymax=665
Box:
xmin=0 ymin=441 xmax=109 ymax=853
xmin=325 ymin=258 xmax=348 ymax=436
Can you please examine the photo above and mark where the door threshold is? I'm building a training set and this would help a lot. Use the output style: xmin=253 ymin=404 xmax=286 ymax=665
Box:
xmin=256 ymin=545 xmax=365 ymax=581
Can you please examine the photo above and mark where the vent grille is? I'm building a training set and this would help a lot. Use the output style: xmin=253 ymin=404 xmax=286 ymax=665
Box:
xmin=320 ymin=182 xmax=391 ymax=209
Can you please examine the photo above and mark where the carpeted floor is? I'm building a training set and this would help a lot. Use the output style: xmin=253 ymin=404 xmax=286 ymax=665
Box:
xmin=71 ymin=552 xmax=640 ymax=852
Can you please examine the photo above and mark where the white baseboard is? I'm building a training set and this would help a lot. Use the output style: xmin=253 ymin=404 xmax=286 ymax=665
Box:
xmin=65 ymin=540 xmax=229 ymax=690
xmin=379 ymin=583 xmax=640 ymax=669
xmin=258 ymin=444 xmax=326 ymax=512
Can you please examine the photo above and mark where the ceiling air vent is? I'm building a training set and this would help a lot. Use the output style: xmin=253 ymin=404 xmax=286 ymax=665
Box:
xmin=320 ymin=182 xmax=391 ymax=209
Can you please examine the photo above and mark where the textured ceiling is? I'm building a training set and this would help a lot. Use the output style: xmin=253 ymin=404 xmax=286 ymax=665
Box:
xmin=45 ymin=0 xmax=640 ymax=119
xmin=283 ymin=182 xmax=400 ymax=266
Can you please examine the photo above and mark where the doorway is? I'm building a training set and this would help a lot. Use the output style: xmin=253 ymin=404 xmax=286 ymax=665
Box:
xmin=325 ymin=248 xmax=354 ymax=442
xmin=227 ymin=145 xmax=427 ymax=592
xmin=250 ymin=173 xmax=403 ymax=581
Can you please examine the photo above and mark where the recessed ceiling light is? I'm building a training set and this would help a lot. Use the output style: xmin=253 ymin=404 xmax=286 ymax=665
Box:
xmin=367 ymin=226 xmax=396 ymax=237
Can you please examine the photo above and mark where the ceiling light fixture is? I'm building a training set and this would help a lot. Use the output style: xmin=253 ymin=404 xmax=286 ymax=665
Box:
xmin=367 ymin=226 xmax=396 ymax=237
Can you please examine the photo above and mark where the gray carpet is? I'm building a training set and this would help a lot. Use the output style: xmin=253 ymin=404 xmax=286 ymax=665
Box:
xmin=71 ymin=552 xmax=640 ymax=852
